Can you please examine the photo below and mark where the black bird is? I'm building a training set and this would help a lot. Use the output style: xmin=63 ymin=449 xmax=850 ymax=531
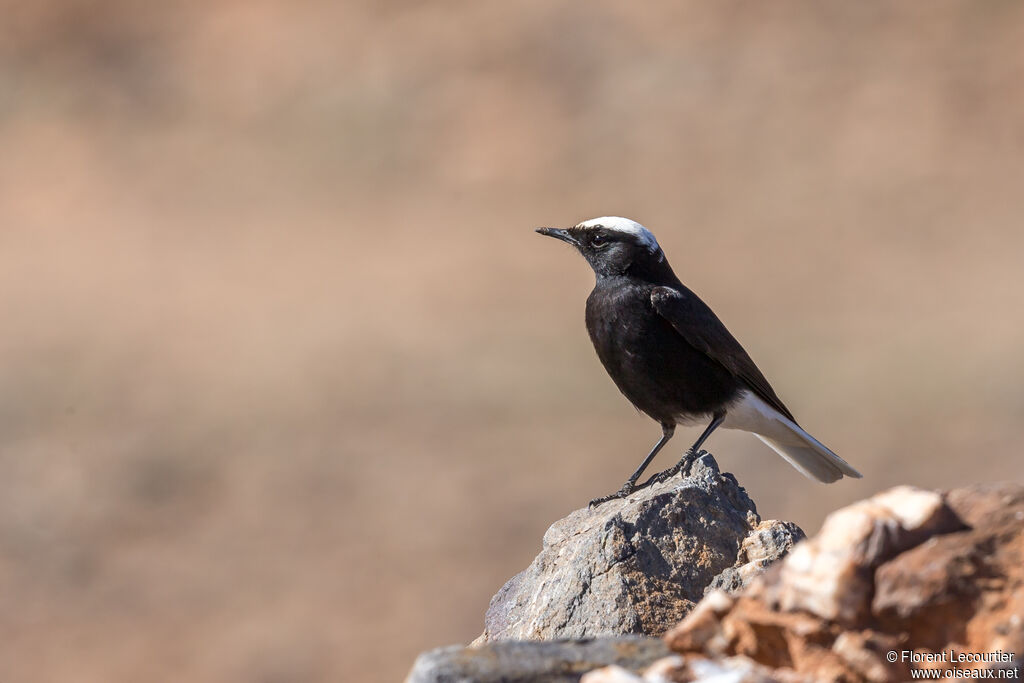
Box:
xmin=537 ymin=216 xmax=861 ymax=506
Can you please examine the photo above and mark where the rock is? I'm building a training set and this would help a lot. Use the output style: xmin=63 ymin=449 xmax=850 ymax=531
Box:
xmin=583 ymin=654 xmax=814 ymax=683
xmin=872 ymin=483 xmax=1024 ymax=658
xmin=404 ymin=636 xmax=669 ymax=683
xmin=762 ymin=485 xmax=965 ymax=625
xmin=705 ymin=520 xmax=806 ymax=595
xmin=664 ymin=483 xmax=1024 ymax=682
xmin=408 ymin=477 xmax=1024 ymax=682
xmin=579 ymin=664 xmax=645 ymax=683
xmin=476 ymin=454 xmax=804 ymax=643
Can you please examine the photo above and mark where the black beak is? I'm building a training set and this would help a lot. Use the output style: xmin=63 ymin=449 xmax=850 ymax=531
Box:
xmin=535 ymin=227 xmax=579 ymax=246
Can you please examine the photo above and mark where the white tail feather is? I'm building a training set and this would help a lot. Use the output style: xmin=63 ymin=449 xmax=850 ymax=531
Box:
xmin=721 ymin=390 xmax=862 ymax=483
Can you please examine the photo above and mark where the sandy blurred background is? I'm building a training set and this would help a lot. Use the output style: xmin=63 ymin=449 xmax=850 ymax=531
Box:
xmin=2 ymin=1 xmax=1023 ymax=681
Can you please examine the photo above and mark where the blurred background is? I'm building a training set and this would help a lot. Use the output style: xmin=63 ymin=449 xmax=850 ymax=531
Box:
xmin=2 ymin=1 xmax=1023 ymax=681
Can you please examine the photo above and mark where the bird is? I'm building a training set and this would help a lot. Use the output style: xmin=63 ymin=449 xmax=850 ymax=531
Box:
xmin=536 ymin=216 xmax=861 ymax=506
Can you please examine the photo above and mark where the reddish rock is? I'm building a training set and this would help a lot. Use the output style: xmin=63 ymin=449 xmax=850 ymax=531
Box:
xmin=873 ymin=483 xmax=1024 ymax=660
xmin=664 ymin=484 xmax=1024 ymax=682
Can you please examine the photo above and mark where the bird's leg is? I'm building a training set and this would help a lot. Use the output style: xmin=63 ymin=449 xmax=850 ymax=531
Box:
xmin=643 ymin=411 xmax=726 ymax=487
xmin=589 ymin=424 xmax=675 ymax=508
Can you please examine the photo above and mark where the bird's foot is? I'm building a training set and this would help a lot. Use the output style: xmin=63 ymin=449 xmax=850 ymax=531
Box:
xmin=588 ymin=481 xmax=636 ymax=508
xmin=589 ymin=449 xmax=713 ymax=508
xmin=641 ymin=448 xmax=707 ymax=488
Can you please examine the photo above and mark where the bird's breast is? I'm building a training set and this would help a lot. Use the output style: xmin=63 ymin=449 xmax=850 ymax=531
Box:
xmin=585 ymin=285 xmax=655 ymax=359
xmin=585 ymin=281 xmax=739 ymax=423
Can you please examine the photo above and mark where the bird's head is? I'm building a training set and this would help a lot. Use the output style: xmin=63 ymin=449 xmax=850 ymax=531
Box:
xmin=536 ymin=216 xmax=667 ymax=278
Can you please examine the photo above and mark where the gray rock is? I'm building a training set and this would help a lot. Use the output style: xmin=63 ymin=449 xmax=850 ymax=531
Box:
xmin=476 ymin=454 xmax=803 ymax=642
xmin=405 ymin=636 xmax=669 ymax=683
xmin=705 ymin=519 xmax=806 ymax=595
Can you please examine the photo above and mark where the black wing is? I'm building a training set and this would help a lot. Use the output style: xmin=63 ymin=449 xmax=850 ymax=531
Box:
xmin=650 ymin=285 xmax=796 ymax=423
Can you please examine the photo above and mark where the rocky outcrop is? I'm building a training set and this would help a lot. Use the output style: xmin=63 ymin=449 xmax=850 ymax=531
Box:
xmin=476 ymin=454 xmax=804 ymax=643
xmin=407 ymin=466 xmax=1024 ymax=683
xmin=587 ymin=482 xmax=1024 ymax=682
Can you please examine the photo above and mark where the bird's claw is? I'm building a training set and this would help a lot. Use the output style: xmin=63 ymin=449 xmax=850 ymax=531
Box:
xmin=677 ymin=448 xmax=702 ymax=477
xmin=644 ymin=463 xmax=681 ymax=487
xmin=589 ymin=449 xmax=712 ymax=508
xmin=588 ymin=482 xmax=636 ymax=508
xmin=640 ymin=448 xmax=708 ymax=488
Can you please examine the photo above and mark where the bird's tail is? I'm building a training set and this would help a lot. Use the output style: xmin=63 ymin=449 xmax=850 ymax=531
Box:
xmin=753 ymin=432 xmax=861 ymax=483
xmin=723 ymin=390 xmax=862 ymax=483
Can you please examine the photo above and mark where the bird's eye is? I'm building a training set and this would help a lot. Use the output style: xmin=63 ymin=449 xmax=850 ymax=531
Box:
xmin=591 ymin=234 xmax=609 ymax=247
